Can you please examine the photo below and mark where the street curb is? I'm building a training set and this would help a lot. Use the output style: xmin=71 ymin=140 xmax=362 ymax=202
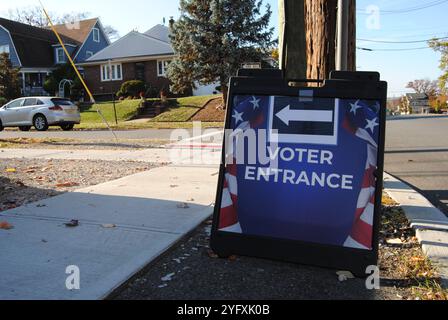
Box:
xmin=383 ymin=172 xmax=448 ymax=288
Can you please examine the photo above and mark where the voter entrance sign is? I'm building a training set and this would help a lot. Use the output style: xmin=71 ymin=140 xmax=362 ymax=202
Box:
xmin=211 ymin=71 xmax=387 ymax=276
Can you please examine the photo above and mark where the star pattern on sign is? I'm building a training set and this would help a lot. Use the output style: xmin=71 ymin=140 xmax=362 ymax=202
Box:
xmin=365 ymin=117 xmax=379 ymax=133
xmin=350 ymin=100 xmax=362 ymax=115
xmin=372 ymin=101 xmax=381 ymax=114
xmin=249 ymin=96 xmax=261 ymax=110
xmin=232 ymin=110 xmax=244 ymax=124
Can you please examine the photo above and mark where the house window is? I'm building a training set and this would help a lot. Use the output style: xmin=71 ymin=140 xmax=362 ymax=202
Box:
xmin=0 ymin=44 xmax=10 ymax=57
xmin=86 ymin=51 xmax=94 ymax=59
xmin=135 ymin=63 xmax=145 ymax=81
xmin=56 ymin=48 xmax=65 ymax=63
xmin=157 ymin=60 xmax=171 ymax=77
xmin=101 ymin=63 xmax=123 ymax=81
xmin=93 ymin=28 xmax=100 ymax=43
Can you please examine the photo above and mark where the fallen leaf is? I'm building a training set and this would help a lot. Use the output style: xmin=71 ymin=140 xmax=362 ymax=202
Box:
xmin=56 ymin=182 xmax=79 ymax=188
xmin=410 ymin=256 xmax=425 ymax=262
xmin=0 ymin=221 xmax=14 ymax=230
xmin=65 ymin=220 xmax=79 ymax=228
xmin=337 ymin=271 xmax=355 ymax=282
xmin=228 ymin=255 xmax=238 ymax=261
xmin=387 ymin=238 xmax=403 ymax=245
xmin=161 ymin=273 xmax=175 ymax=282
xmin=5 ymin=168 xmax=16 ymax=173
xmin=102 ymin=224 xmax=116 ymax=229
xmin=177 ymin=203 xmax=190 ymax=209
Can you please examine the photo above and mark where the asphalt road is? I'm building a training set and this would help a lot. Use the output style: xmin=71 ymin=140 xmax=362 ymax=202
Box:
xmin=385 ymin=115 xmax=448 ymax=215
xmin=3 ymin=116 xmax=447 ymax=215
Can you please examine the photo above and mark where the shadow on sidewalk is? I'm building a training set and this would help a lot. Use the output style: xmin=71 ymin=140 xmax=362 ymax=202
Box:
xmin=0 ymin=176 xmax=63 ymax=212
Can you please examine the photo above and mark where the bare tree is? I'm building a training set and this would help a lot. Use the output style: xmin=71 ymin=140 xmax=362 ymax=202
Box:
xmin=103 ymin=25 xmax=120 ymax=41
xmin=406 ymin=79 xmax=439 ymax=97
xmin=8 ymin=6 xmax=51 ymax=27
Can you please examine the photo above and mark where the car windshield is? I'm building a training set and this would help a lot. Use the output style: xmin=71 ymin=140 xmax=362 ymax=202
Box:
xmin=51 ymin=99 xmax=74 ymax=106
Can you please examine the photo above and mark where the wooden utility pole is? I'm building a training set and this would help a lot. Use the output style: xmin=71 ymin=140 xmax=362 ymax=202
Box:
xmin=279 ymin=0 xmax=307 ymax=80
xmin=279 ymin=0 xmax=356 ymax=81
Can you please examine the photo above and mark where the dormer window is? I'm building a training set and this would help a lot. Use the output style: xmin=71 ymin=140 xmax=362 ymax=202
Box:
xmin=56 ymin=47 xmax=65 ymax=63
xmin=93 ymin=28 xmax=100 ymax=43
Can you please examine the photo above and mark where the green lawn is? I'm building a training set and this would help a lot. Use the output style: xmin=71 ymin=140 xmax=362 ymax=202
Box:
xmin=81 ymin=99 xmax=142 ymax=124
xmin=150 ymin=94 xmax=220 ymax=122
xmin=78 ymin=95 xmax=222 ymax=130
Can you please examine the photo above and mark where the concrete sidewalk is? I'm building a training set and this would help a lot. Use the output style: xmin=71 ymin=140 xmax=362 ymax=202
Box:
xmin=384 ymin=173 xmax=448 ymax=287
xmin=0 ymin=165 xmax=219 ymax=300
xmin=0 ymin=146 xmax=221 ymax=166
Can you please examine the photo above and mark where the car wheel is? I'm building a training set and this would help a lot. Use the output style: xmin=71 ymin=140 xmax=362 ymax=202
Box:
xmin=19 ymin=126 xmax=32 ymax=132
xmin=60 ymin=124 xmax=75 ymax=131
xmin=0 ymin=119 xmax=4 ymax=132
xmin=33 ymin=114 xmax=49 ymax=132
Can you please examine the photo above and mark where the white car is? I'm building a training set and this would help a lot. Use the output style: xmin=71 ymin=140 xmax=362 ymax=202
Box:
xmin=0 ymin=97 xmax=81 ymax=132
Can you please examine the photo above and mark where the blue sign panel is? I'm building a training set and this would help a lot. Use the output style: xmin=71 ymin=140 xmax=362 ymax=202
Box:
xmin=218 ymin=95 xmax=381 ymax=251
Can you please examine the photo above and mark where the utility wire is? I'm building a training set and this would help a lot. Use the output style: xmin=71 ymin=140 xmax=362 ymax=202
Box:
xmin=357 ymin=36 xmax=448 ymax=44
xmin=358 ymin=0 xmax=448 ymax=15
xmin=357 ymin=46 xmax=432 ymax=52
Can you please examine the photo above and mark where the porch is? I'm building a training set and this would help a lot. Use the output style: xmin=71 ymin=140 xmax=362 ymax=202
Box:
xmin=19 ymin=70 xmax=51 ymax=97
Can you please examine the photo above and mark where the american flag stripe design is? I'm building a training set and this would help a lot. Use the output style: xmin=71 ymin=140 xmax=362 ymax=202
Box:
xmin=343 ymin=103 xmax=379 ymax=250
xmin=219 ymin=159 xmax=242 ymax=233
xmin=218 ymin=98 xmax=261 ymax=233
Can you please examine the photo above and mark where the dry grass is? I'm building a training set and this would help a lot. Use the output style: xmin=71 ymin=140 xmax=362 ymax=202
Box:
xmin=380 ymin=193 xmax=448 ymax=300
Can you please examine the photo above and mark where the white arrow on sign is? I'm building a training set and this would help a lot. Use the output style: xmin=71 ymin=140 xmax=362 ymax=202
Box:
xmin=275 ymin=105 xmax=334 ymax=126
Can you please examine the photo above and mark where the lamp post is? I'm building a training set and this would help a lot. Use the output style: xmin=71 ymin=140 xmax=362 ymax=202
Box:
xmin=108 ymin=60 xmax=118 ymax=125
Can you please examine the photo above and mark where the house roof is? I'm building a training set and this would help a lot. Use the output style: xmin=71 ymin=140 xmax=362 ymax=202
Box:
xmin=0 ymin=17 xmax=79 ymax=68
xmin=50 ymin=18 xmax=98 ymax=45
xmin=83 ymin=30 xmax=174 ymax=63
xmin=144 ymin=24 xmax=170 ymax=43
xmin=406 ymin=93 xmax=429 ymax=100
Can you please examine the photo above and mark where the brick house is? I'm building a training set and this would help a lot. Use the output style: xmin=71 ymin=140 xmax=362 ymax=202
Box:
xmin=79 ymin=25 xmax=177 ymax=99
xmin=79 ymin=24 xmax=220 ymax=99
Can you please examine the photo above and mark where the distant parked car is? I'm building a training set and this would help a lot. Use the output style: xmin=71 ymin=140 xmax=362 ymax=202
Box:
xmin=0 ymin=97 xmax=80 ymax=132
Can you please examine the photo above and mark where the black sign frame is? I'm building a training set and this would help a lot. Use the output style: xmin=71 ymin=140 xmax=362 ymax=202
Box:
xmin=211 ymin=70 xmax=388 ymax=277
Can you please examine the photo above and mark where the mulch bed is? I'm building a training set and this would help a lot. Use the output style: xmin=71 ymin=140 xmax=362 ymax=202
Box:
xmin=0 ymin=159 xmax=155 ymax=212
xmin=190 ymin=98 xmax=226 ymax=122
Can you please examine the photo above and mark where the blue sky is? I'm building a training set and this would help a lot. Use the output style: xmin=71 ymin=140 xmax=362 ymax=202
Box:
xmin=1 ymin=0 xmax=446 ymax=97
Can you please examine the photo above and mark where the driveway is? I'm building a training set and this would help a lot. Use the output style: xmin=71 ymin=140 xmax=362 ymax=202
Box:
xmin=385 ymin=116 xmax=448 ymax=215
